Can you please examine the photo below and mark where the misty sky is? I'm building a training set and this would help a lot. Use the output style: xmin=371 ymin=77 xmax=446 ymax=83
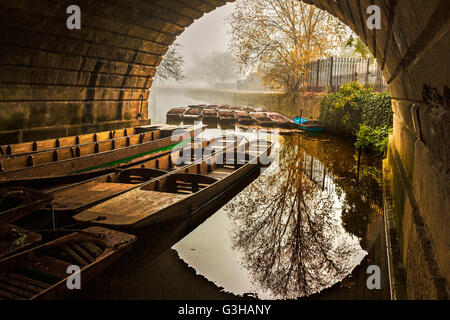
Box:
xmin=173 ymin=3 xmax=236 ymax=69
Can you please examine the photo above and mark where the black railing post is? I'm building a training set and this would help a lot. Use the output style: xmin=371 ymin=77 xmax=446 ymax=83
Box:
xmin=316 ymin=59 xmax=320 ymax=89
xmin=365 ymin=58 xmax=370 ymax=85
xmin=329 ymin=57 xmax=334 ymax=91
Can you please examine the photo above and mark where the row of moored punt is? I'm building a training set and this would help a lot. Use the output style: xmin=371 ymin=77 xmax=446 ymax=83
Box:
xmin=167 ymin=104 xmax=300 ymax=129
xmin=0 ymin=123 xmax=272 ymax=299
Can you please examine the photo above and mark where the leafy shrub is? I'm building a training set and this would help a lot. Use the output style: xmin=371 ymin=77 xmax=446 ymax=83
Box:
xmin=319 ymin=82 xmax=371 ymax=135
xmin=355 ymin=125 xmax=392 ymax=157
xmin=319 ymin=82 xmax=393 ymax=158
xmin=359 ymin=92 xmax=392 ymax=128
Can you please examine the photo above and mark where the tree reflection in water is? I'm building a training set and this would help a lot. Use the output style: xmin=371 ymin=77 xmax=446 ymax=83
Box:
xmin=225 ymin=135 xmax=366 ymax=299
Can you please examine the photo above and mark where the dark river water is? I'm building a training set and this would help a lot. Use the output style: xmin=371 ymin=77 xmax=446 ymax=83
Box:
xmin=73 ymin=87 xmax=388 ymax=300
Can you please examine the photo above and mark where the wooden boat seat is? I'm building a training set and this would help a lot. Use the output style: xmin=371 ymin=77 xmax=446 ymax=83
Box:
xmin=115 ymin=168 xmax=167 ymax=184
xmin=205 ymin=165 xmax=237 ymax=179
xmin=43 ymin=240 xmax=103 ymax=267
xmin=159 ymin=173 xmax=217 ymax=194
xmin=19 ymin=253 xmax=69 ymax=283
xmin=0 ymin=273 xmax=50 ymax=299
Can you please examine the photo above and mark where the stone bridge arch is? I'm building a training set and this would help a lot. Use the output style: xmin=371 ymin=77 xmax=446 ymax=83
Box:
xmin=0 ymin=0 xmax=448 ymax=298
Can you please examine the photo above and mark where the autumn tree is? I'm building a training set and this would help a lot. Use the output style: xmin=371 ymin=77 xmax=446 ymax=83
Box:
xmin=345 ymin=35 xmax=374 ymax=63
xmin=228 ymin=0 xmax=347 ymax=92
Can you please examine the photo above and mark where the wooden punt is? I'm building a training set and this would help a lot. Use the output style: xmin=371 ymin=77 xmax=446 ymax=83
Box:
xmin=243 ymin=106 xmax=256 ymax=112
xmin=0 ymin=128 xmax=206 ymax=191
xmin=0 ymin=187 xmax=53 ymax=224
xmin=201 ymin=108 xmax=218 ymax=122
xmin=0 ymin=127 xmax=142 ymax=157
xmin=188 ymin=105 xmax=206 ymax=109
xmin=0 ymin=224 xmax=42 ymax=259
xmin=0 ymin=126 xmax=163 ymax=173
xmin=267 ymin=112 xmax=299 ymax=129
xmin=73 ymin=139 xmax=272 ymax=229
xmin=235 ymin=111 xmax=256 ymax=125
xmin=47 ymin=137 xmax=234 ymax=214
xmin=166 ymin=107 xmax=186 ymax=122
xmin=250 ymin=112 xmax=274 ymax=127
xmin=0 ymin=125 xmax=202 ymax=182
xmin=217 ymin=110 xmax=236 ymax=124
xmin=183 ymin=107 xmax=202 ymax=121
xmin=48 ymin=168 xmax=168 ymax=214
xmin=0 ymin=227 xmax=136 ymax=300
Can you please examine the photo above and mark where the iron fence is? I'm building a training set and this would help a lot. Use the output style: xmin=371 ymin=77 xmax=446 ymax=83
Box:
xmin=304 ymin=57 xmax=388 ymax=92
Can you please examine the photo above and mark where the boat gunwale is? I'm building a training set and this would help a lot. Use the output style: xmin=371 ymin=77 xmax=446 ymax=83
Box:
xmin=0 ymin=127 xmax=145 ymax=158
xmin=0 ymin=128 xmax=164 ymax=161
xmin=0 ymin=126 xmax=203 ymax=180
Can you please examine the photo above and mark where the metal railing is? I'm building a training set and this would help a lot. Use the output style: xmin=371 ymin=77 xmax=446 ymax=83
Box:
xmin=304 ymin=57 xmax=388 ymax=92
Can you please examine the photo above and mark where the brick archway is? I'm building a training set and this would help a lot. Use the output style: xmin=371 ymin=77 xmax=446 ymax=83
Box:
xmin=0 ymin=0 xmax=448 ymax=298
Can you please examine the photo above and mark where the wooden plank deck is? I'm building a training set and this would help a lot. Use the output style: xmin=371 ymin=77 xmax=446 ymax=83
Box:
xmin=74 ymin=190 xmax=187 ymax=225
xmin=52 ymin=182 xmax=137 ymax=212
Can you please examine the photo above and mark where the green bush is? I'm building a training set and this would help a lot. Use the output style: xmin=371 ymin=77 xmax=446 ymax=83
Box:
xmin=355 ymin=125 xmax=392 ymax=157
xmin=319 ymin=82 xmax=393 ymax=158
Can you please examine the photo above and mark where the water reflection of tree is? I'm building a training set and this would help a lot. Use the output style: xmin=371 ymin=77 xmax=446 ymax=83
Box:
xmin=311 ymin=135 xmax=383 ymax=241
xmin=226 ymin=136 xmax=365 ymax=299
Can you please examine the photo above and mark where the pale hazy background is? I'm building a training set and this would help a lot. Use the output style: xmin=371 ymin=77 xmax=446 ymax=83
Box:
xmin=174 ymin=3 xmax=235 ymax=70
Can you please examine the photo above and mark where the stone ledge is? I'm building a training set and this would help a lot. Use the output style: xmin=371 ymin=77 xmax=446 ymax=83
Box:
xmin=383 ymin=158 xmax=407 ymax=299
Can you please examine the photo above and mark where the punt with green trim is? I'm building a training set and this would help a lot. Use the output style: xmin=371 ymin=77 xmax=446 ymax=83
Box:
xmin=0 ymin=125 xmax=204 ymax=183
